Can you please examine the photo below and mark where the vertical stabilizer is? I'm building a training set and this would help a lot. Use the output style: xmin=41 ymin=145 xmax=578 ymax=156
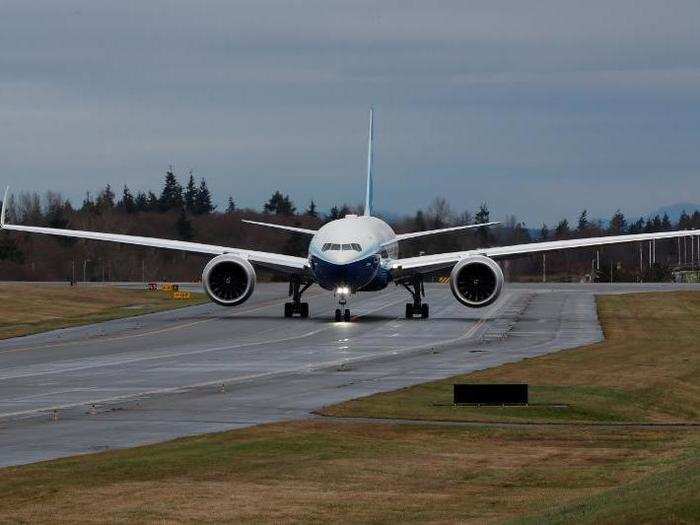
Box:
xmin=364 ymin=107 xmax=374 ymax=216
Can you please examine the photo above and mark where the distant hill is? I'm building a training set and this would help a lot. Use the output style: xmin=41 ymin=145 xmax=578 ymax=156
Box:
xmin=646 ymin=202 xmax=700 ymax=222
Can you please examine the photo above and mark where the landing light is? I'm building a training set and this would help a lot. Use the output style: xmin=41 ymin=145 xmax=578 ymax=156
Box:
xmin=336 ymin=286 xmax=350 ymax=295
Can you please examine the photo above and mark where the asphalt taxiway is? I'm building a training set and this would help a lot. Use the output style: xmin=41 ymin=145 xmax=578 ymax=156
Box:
xmin=1 ymin=282 xmax=697 ymax=467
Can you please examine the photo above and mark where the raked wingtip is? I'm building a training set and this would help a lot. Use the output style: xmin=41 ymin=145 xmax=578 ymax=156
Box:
xmin=1 ymin=186 xmax=9 ymax=228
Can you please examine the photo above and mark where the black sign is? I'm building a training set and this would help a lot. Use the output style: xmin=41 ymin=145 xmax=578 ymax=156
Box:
xmin=453 ymin=383 xmax=528 ymax=405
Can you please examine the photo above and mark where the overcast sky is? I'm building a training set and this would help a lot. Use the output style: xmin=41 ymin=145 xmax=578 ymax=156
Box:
xmin=2 ymin=0 xmax=700 ymax=226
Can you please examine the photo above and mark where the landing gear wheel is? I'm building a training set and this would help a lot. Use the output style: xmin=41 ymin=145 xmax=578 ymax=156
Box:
xmin=344 ymin=309 xmax=351 ymax=322
xmin=421 ymin=303 xmax=429 ymax=319
xmin=400 ymin=275 xmax=429 ymax=320
xmin=286 ymin=279 xmax=313 ymax=319
xmin=335 ymin=309 xmax=342 ymax=322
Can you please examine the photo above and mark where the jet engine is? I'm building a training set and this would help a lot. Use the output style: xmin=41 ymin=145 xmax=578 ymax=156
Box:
xmin=449 ymin=255 xmax=504 ymax=308
xmin=202 ymin=254 xmax=256 ymax=306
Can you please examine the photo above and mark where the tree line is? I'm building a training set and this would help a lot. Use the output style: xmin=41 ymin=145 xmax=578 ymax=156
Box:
xmin=0 ymin=168 xmax=698 ymax=282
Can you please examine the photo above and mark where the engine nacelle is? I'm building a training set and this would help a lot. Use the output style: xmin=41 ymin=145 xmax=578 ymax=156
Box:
xmin=449 ymin=255 xmax=504 ymax=308
xmin=202 ymin=254 xmax=256 ymax=306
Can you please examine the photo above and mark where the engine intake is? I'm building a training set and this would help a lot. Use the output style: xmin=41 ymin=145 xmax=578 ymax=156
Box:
xmin=449 ymin=255 xmax=504 ymax=308
xmin=202 ymin=255 xmax=256 ymax=306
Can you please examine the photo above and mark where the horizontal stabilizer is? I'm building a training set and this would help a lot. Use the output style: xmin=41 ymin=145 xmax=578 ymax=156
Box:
xmin=393 ymin=221 xmax=500 ymax=242
xmin=242 ymin=219 xmax=317 ymax=235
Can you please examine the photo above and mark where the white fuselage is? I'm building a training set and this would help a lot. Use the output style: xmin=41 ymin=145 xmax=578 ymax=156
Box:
xmin=307 ymin=214 xmax=398 ymax=291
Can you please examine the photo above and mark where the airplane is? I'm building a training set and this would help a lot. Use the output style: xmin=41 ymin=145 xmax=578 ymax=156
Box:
xmin=2 ymin=109 xmax=699 ymax=322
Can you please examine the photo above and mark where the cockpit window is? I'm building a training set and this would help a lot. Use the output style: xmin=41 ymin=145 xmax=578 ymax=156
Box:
xmin=323 ymin=243 xmax=362 ymax=252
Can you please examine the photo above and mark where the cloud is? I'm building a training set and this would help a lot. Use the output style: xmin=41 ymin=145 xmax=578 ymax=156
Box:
xmin=1 ymin=0 xmax=700 ymax=224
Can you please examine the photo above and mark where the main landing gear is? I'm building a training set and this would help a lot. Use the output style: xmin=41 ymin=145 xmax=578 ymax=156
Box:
xmin=399 ymin=274 xmax=429 ymax=319
xmin=284 ymin=278 xmax=312 ymax=318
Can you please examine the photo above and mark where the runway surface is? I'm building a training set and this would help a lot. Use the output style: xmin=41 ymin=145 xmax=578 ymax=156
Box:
xmin=1 ymin=282 xmax=697 ymax=467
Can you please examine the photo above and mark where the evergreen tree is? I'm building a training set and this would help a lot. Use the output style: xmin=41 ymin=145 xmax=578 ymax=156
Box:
xmin=305 ymin=200 xmax=318 ymax=218
xmin=96 ymin=184 xmax=115 ymax=210
xmin=540 ymin=223 xmax=550 ymax=240
xmin=134 ymin=191 xmax=147 ymax=212
xmin=414 ymin=210 xmax=427 ymax=231
xmin=475 ymin=202 xmax=490 ymax=224
xmin=555 ymin=218 xmax=571 ymax=239
xmin=264 ymin=191 xmax=295 ymax=215
xmin=513 ymin=222 xmax=531 ymax=243
xmin=651 ymin=214 xmax=663 ymax=232
xmin=577 ymin=210 xmax=589 ymax=233
xmin=184 ymin=171 xmax=197 ymax=213
xmin=146 ymin=191 xmax=159 ymax=212
xmin=474 ymin=202 xmax=491 ymax=244
xmin=117 ymin=185 xmax=135 ymax=213
xmin=628 ymin=217 xmax=645 ymax=234
xmin=608 ymin=210 xmax=626 ymax=235
xmin=193 ymin=178 xmax=215 ymax=215
xmin=45 ymin=193 xmax=70 ymax=229
xmin=678 ymin=210 xmax=691 ymax=229
xmin=226 ymin=196 xmax=236 ymax=214
xmin=81 ymin=191 xmax=96 ymax=214
xmin=159 ymin=169 xmax=183 ymax=211
xmin=175 ymin=208 xmax=194 ymax=240
xmin=327 ymin=205 xmax=340 ymax=221
xmin=661 ymin=213 xmax=673 ymax=230
xmin=691 ymin=211 xmax=700 ymax=228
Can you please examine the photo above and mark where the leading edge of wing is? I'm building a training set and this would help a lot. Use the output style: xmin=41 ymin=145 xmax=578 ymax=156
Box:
xmin=1 ymin=222 xmax=308 ymax=274
xmin=393 ymin=221 xmax=500 ymax=242
xmin=391 ymin=228 xmax=700 ymax=274
xmin=241 ymin=219 xmax=316 ymax=235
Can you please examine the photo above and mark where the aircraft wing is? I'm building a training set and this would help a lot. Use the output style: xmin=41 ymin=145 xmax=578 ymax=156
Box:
xmin=0 ymin=216 xmax=308 ymax=276
xmin=389 ymin=228 xmax=700 ymax=275
xmin=393 ymin=221 xmax=500 ymax=242
xmin=241 ymin=219 xmax=316 ymax=235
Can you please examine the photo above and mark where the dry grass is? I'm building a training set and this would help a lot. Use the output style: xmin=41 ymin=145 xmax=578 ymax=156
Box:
xmin=322 ymin=292 xmax=700 ymax=424
xmin=0 ymin=421 xmax=694 ymax=524
xmin=0 ymin=292 xmax=698 ymax=523
xmin=0 ymin=284 xmax=206 ymax=339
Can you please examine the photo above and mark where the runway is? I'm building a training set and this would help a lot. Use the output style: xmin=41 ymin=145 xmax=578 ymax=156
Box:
xmin=0 ymin=282 xmax=697 ymax=467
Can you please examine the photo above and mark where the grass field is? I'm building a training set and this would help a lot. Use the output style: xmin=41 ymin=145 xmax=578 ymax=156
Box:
xmin=322 ymin=292 xmax=700 ymax=424
xmin=0 ymin=284 xmax=207 ymax=339
xmin=0 ymin=292 xmax=697 ymax=523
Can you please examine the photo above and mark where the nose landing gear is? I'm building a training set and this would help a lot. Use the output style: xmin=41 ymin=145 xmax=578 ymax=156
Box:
xmin=334 ymin=308 xmax=351 ymax=322
xmin=284 ymin=278 xmax=312 ymax=318
xmin=334 ymin=287 xmax=351 ymax=322
xmin=398 ymin=274 xmax=429 ymax=319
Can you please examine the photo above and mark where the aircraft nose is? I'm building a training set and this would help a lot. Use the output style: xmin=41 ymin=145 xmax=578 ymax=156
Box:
xmin=323 ymin=250 xmax=361 ymax=264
